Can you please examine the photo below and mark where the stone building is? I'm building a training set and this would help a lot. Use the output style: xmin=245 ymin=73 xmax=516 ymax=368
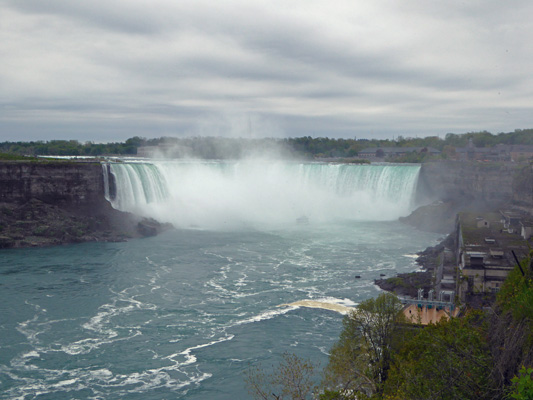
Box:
xmin=455 ymin=212 xmax=530 ymax=302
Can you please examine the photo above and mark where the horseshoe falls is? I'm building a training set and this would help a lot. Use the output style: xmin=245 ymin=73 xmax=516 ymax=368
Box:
xmin=105 ymin=161 xmax=422 ymax=229
xmin=0 ymin=161 xmax=440 ymax=400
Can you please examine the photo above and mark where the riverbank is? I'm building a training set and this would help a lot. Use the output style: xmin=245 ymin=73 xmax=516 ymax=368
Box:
xmin=375 ymin=218 xmax=455 ymax=297
xmin=0 ymin=198 xmax=172 ymax=249
xmin=374 ymin=241 xmax=449 ymax=297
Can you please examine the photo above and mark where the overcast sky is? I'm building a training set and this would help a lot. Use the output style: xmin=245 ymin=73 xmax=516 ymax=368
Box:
xmin=1 ymin=1 xmax=532 ymax=142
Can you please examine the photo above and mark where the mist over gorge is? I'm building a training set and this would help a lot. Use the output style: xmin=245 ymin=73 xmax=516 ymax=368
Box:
xmin=104 ymin=161 xmax=422 ymax=230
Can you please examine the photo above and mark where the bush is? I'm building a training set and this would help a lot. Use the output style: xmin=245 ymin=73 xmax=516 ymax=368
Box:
xmin=509 ymin=366 xmax=533 ymax=399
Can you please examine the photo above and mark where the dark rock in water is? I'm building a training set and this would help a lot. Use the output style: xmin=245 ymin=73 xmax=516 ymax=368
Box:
xmin=375 ymin=271 xmax=433 ymax=298
xmin=380 ymin=273 xmax=386 ymax=277
xmin=355 ymin=275 xmax=361 ymax=279
xmin=137 ymin=218 xmax=171 ymax=237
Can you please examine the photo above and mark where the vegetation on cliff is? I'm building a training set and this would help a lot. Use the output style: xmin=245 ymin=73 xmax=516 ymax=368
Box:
xmin=246 ymin=253 xmax=533 ymax=400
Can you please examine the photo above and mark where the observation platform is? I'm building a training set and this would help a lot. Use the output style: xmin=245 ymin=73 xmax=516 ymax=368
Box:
xmin=399 ymin=289 xmax=459 ymax=325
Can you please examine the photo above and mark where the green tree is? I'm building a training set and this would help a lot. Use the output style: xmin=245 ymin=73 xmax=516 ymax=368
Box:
xmin=383 ymin=312 xmax=496 ymax=400
xmin=245 ymin=352 xmax=318 ymax=400
xmin=322 ymin=293 xmax=405 ymax=398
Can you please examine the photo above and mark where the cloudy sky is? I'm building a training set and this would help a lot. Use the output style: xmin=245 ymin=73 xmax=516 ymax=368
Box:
xmin=1 ymin=1 xmax=532 ymax=142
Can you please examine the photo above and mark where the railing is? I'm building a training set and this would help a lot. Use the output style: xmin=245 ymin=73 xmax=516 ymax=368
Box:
xmin=399 ymin=289 xmax=456 ymax=310
xmin=399 ymin=297 xmax=455 ymax=311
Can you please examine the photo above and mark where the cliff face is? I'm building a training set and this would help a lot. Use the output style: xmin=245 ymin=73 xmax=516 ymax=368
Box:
xmin=0 ymin=161 xmax=170 ymax=248
xmin=0 ymin=161 xmax=105 ymax=206
xmin=418 ymin=162 xmax=516 ymax=206
xmin=402 ymin=162 xmax=531 ymax=233
xmin=512 ymin=164 xmax=533 ymax=213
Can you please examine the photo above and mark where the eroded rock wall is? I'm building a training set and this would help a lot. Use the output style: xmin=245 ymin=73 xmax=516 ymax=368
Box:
xmin=512 ymin=164 xmax=533 ymax=213
xmin=0 ymin=161 xmax=105 ymax=206
xmin=418 ymin=162 xmax=516 ymax=207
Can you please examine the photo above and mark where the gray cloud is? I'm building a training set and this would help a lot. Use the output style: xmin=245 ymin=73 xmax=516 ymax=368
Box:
xmin=1 ymin=0 xmax=532 ymax=141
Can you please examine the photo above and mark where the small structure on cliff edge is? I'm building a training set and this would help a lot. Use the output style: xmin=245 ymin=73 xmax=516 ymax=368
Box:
xmin=401 ymin=289 xmax=459 ymax=325
xmin=396 ymin=209 xmax=533 ymax=318
xmin=454 ymin=211 xmax=532 ymax=304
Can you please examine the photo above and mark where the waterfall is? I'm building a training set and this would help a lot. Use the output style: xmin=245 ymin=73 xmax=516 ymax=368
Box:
xmin=103 ymin=161 xmax=421 ymax=229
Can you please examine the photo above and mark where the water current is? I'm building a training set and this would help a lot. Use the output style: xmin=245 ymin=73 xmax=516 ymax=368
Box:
xmin=0 ymin=162 xmax=440 ymax=399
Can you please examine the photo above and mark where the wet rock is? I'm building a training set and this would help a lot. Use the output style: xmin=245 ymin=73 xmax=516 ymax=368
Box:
xmin=137 ymin=218 xmax=161 ymax=237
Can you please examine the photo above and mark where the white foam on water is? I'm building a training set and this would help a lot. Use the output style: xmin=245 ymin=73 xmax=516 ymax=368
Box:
xmin=51 ymin=378 xmax=77 ymax=388
xmin=90 ymin=368 xmax=113 ymax=380
xmin=169 ymin=334 xmax=236 ymax=367
xmin=22 ymin=351 xmax=40 ymax=359
xmin=60 ymin=330 xmax=143 ymax=355
xmin=403 ymin=253 xmax=419 ymax=259
xmin=278 ymin=297 xmax=356 ymax=315
xmin=229 ymin=305 xmax=297 ymax=327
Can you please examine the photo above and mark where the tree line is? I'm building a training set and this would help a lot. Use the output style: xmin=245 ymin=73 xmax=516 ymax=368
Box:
xmin=1 ymin=128 xmax=532 ymax=159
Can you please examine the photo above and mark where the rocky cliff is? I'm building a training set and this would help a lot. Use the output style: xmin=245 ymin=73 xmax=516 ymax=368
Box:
xmin=0 ymin=161 xmax=105 ymax=205
xmin=512 ymin=164 xmax=533 ymax=213
xmin=401 ymin=161 xmax=531 ymax=233
xmin=0 ymin=161 xmax=170 ymax=248
xmin=418 ymin=161 xmax=516 ymax=206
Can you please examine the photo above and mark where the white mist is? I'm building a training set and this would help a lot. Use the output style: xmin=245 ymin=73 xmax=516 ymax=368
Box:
xmin=106 ymin=161 xmax=420 ymax=230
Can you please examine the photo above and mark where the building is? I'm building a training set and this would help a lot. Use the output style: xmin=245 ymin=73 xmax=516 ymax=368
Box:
xmin=401 ymin=289 xmax=459 ymax=325
xmin=455 ymin=212 xmax=530 ymax=302
xmin=521 ymin=221 xmax=533 ymax=240
xmin=454 ymin=141 xmax=533 ymax=162
xmin=358 ymin=146 xmax=440 ymax=160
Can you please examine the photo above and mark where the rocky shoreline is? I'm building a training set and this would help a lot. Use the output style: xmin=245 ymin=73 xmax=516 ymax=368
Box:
xmin=374 ymin=235 xmax=453 ymax=298
xmin=376 ymin=200 xmax=458 ymax=298
xmin=0 ymin=198 xmax=172 ymax=249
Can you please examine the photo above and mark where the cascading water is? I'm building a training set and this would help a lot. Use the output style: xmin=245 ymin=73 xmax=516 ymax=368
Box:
xmin=2 ymin=161 xmax=442 ymax=400
xmin=103 ymin=161 xmax=421 ymax=229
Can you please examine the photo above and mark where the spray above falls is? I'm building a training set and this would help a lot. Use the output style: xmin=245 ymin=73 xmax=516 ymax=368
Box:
xmin=103 ymin=161 xmax=421 ymax=229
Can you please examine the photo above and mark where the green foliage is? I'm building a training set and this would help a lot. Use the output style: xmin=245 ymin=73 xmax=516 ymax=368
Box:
xmin=383 ymin=312 xmax=496 ymax=399
xmin=322 ymin=293 xmax=405 ymax=398
xmin=0 ymin=152 xmax=38 ymax=161
xmin=1 ymin=128 xmax=533 ymax=160
xmin=0 ymin=139 xmax=138 ymax=157
xmin=245 ymin=352 xmax=317 ymax=400
xmin=509 ymin=366 xmax=533 ymax=399
xmin=389 ymin=150 xmax=434 ymax=163
xmin=497 ymin=253 xmax=533 ymax=321
xmin=383 ymin=277 xmax=407 ymax=288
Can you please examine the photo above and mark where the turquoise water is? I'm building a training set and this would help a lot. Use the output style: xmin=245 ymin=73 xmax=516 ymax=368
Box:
xmin=0 ymin=221 xmax=439 ymax=399
xmin=0 ymin=162 xmax=439 ymax=399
